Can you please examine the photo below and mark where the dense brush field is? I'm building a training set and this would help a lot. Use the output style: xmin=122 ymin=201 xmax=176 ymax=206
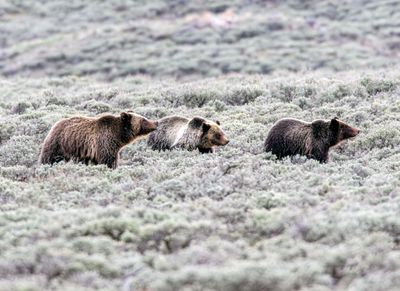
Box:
xmin=1 ymin=72 xmax=400 ymax=290
xmin=1 ymin=0 xmax=400 ymax=290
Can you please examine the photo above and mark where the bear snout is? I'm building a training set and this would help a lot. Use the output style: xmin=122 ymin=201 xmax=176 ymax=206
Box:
xmin=151 ymin=120 xmax=159 ymax=129
xmin=343 ymin=126 xmax=360 ymax=139
xmin=141 ymin=119 xmax=158 ymax=134
xmin=221 ymin=138 xmax=230 ymax=145
xmin=350 ymin=127 xmax=360 ymax=137
xmin=147 ymin=120 xmax=158 ymax=130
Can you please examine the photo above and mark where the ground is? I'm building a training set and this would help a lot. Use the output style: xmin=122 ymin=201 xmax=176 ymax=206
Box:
xmin=1 ymin=1 xmax=400 ymax=291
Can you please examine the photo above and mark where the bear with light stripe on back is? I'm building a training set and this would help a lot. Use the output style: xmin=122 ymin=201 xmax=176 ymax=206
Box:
xmin=147 ymin=116 xmax=229 ymax=153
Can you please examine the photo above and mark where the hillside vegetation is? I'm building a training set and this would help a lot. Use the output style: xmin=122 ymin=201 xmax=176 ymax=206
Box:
xmin=1 ymin=0 xmax=400 ymax=290
xmin=1 ymin=0 xmax=400 ymax=80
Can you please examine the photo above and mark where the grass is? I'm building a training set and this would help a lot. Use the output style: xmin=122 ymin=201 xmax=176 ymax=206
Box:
xmin=1 ymin=0 xmax=400 ymax=290
xmin=0 ymin=70 xmax=399 ymax=290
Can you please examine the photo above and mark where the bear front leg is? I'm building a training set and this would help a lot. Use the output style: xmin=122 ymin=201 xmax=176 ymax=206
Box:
xmin=96 ymin=144 xmax=119 ymax=169
xmin=319 ymin=152 xmax=329 ymax=163
xmin=98 ymin=154 xmax=118 ymax=169
xmin=198 ymin=147 xmax=213 ymax=154
xmin=312 ymin=148 xmax=329 ymax=163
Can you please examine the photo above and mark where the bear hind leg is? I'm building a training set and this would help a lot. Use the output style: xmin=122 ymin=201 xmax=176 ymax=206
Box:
xmin=39 ymin=141 xmax=65 ymax=165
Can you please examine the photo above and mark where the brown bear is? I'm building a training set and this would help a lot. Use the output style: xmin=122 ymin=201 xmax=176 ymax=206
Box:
xmin=147 ymin=116 xmax=229 ymax=153
xmin=39 ymin=111 xmax=158 ymax=169
xmin=264 ymin=117 xmax=360 ymax=163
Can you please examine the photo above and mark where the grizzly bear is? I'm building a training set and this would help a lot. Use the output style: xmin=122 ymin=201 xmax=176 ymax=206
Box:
xmin=264 ymin=117 xmax=360 ymax=163
xmin=39 ymin=111 xmax=158 ymax=169
xmin=147 ymin=116 xmax=229 ymax=153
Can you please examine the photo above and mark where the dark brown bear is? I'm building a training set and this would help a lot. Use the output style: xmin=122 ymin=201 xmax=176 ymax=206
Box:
xmin=147 ymin=116 xmax=229 ymax=153
xmin=264 ymin=117 xmax=360 ymax=163
xmin=39 ymin=111 xmax=158 ymax=169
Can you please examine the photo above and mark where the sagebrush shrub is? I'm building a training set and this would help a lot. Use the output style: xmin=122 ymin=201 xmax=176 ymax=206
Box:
xmin=0 ymin=71 xmax=399 ymax=290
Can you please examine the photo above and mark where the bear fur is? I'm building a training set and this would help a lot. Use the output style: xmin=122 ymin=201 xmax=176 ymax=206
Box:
xmin=147 ymin=116 xmax=229 ymax=153
xmin=264 ymin=117 xmax=360 ymax=163
xmin=39 ymin=111 xmax=158 ymax=169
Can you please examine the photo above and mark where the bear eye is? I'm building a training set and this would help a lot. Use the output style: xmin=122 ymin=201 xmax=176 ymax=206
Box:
xmin=214 ymin=133 xmax=221 ymax=140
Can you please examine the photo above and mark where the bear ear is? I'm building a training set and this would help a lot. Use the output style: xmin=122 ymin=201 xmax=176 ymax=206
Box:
xmin=202 ymin=123 xmax=211 ymax=133
xmin=215 ymin=120 xmax=221 ymax=126
xmin=190 ymin=117 xmax=205 ymax=128
xmin=120 ymin=112 xmax=132 ymax=122
xmin=330 ymin=118 xmax=339 ymax=132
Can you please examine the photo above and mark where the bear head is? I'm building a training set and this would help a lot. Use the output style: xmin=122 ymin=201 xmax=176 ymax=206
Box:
xmin=189 ymin=117 xmax=229 ymax=149
xmin=329 ymin=117 xmax=360 ymax=146
xmin=311 ymin=118 xmax=360 ymax=147
xmin=121 ymin=111 xmax=158 ymax=143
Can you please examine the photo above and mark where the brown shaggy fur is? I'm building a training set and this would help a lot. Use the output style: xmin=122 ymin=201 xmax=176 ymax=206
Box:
xmin=39 ymin=112 xmax=158 ymax=169
xmin=147 ymin=116 xmax=229 ymax=153
xmin=264 ymin=117 xmax=360 ymax=163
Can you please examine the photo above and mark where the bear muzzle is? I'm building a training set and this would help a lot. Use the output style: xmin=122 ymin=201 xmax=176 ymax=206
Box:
xmin=349 ymin=127 xmax=360 ymax=138
xmin=221 ymin=137 xmax=230 ymax=146
xmin=343 ymin=127 xmax=360 ymax=139
xmin=141 ymin=119 xmax=158 ymax=134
